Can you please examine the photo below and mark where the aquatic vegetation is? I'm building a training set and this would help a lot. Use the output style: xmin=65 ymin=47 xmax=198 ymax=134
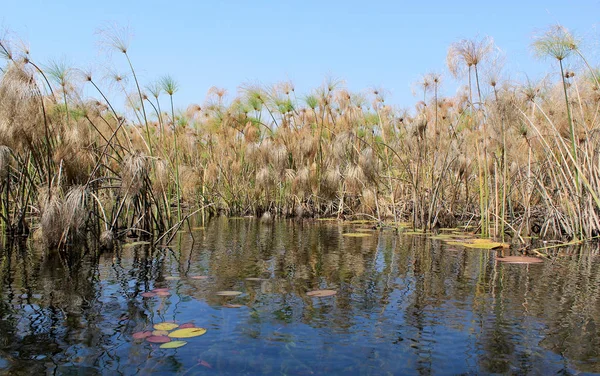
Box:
xmin=0 ymin=22 xmax=598 ymax=251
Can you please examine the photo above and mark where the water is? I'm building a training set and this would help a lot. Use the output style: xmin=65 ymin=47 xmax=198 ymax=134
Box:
xmin=0 ymin=218 xmax=599 ymax=375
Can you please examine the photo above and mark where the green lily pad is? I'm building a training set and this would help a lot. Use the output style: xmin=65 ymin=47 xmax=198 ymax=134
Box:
xmin=160 ymin=340 xmax=187 ymax=349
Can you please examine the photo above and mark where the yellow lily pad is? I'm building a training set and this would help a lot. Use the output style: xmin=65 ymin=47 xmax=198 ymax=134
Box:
xmin=160 ymin=340 xmax=187 ymax=349
xmin=168 ymin=327 xmax=207 ymax=338
xmin=152 ymin=330 xmax=169 ymax=336
xmin=153 ymin=322 xmax=179 ymax=331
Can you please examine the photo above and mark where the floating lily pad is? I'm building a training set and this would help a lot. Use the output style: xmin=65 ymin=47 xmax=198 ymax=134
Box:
xmin=154 ymin=322 xmax=179 ymax=331
xmin=141 ymin=292 xmax=156 ymax=298
xmin=190 ymin=276 xmax=210 ymax=280
xmin=156 ymin=291 xmax=171 ymax=297
xmin=179 ymin=323 xmax=196 ymax=329
xmin=342 ymin=233 xmax=371 ymax=237
xmin=152 ymin=330 xmax=169 ymax=336
xmin=152 ymin=288 xmax=169 ymax=293
xmin=307 ymin=290 xmax=337 ymax=297
xmin=447 ymin=238 xmax=510 ymax=250
xmin=168 ymin=328 xmax=207 ymax=338
xmin=160 ymin=340 xmax=187 ymax=349
xmin=146 ymin=335 xmax=171 ymax=343
xmin=132 ymin=331 xmax=153 ymax=340
xmin=123 ymin=241 xmax=151 ymax=248
xmin=215 ymin=291 xmax=242 ymax=296
xmin=496 ymin=256 xmax=543 ymax=264
xmin=165 ymin=276 xmax=180 ymax=280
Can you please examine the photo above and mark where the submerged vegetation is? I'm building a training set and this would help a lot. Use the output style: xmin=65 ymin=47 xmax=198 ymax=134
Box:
xmin=0 ymin=24 xmax=599 ymax=249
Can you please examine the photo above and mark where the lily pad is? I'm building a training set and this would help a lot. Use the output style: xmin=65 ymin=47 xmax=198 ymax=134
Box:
xmin=141 ymin=292 xmax=156 ymax=298
xmin=165 ymin=276 xmax=180 ymax=280
xmin=342 ymin=233 xmax=371 ymax=238
xmin=215 ymin=291 xmax=243 ymax=296
xmin=160 ymin=340 xmax=187 ymax=349
xmin=154 ymin=322 xmax=179 ymax=331
xmin=168 ymin=327 xmax=207 ymax=338
xmin=152 ymin=288 xmax=169 ymax=293
xmin=179 ymin=323 xmax=196 ymax=329
xmin=132 ymin=331 xmax=153 ymax=340
xmin=190 ymin=276 xmax=210 ymax=280
xmin=146 ymin=335 xmax=171 ymax=343
xmin=496 ymin=256 xmax=543 ymax=264
xmin=152 ymin=330 xmax=169 ymax=336
xmin=156 ymin=291 xmax=171 ymax=297
xmin=307 ymin=290 xmax=337 ymax=297
xmin=447 ymin=238 xmax=510 ymax=250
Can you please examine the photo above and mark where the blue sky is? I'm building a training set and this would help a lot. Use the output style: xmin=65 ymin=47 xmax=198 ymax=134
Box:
xmin=2 ymin=1 xmax=599 ymax=110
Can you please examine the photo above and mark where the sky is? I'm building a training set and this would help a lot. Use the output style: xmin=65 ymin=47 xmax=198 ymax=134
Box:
xmin=2 ymin=1 xmax=599 ymax=110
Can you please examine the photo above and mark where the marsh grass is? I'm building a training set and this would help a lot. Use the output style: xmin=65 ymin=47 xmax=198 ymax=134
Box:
xmin=0 ymin=23 xmax=599 ymax=253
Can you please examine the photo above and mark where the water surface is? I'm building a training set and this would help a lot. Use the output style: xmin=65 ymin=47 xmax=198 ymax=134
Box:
xmin=0 ymin=218 xmax=599 ymax=375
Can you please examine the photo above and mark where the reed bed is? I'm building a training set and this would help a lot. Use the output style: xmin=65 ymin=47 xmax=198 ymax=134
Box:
xmin=0 ymin=24 xmax=598 ymax=249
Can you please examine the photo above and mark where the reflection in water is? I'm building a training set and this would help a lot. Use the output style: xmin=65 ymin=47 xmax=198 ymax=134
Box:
xmin=0 ymin=218 xmax=599 ymax=375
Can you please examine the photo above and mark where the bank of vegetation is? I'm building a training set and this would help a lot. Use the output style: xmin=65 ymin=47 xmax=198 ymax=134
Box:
xmin=0 ymin=24 xmax=598 ymax=249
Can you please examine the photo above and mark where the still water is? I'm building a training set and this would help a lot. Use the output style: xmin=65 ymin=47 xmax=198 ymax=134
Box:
xmin=0 ymin=218 xmax=599 ymax=375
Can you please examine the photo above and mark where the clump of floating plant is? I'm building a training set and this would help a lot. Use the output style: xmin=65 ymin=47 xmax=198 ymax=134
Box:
xmin=132 ymin=321 xmax=207 ymax=349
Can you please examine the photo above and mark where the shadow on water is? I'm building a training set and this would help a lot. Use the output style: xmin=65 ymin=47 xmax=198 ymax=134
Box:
xmin=0 ymin=218 xmax=599 ymax=375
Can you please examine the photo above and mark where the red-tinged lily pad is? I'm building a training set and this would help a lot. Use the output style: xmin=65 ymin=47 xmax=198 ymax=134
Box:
xmin=156 ymin=291 xmax=171 ymax=297
xmin=141 ymin=292 xmax=156 ymax=298
xmin=496 ymin=256 xmax=543 ymax=264
xmin=224 ymin=304 xmax=243 ymax=308
xmin=152 ymin=288 xmax=169 ymax=293
xmin=179 ymin=323 xmax=196 ymax=329
xmin=132 ymin=331 xmax=153 ymax=340
xmin=215 ymin=291 xmax=242 ymax=296
xmin=146 ymin=335 xmax=171 ymax=343
xmin=307 ymin=290 xmax=337 ymax=297
xmin=190 ymin=275 xmax=210 ymax=280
